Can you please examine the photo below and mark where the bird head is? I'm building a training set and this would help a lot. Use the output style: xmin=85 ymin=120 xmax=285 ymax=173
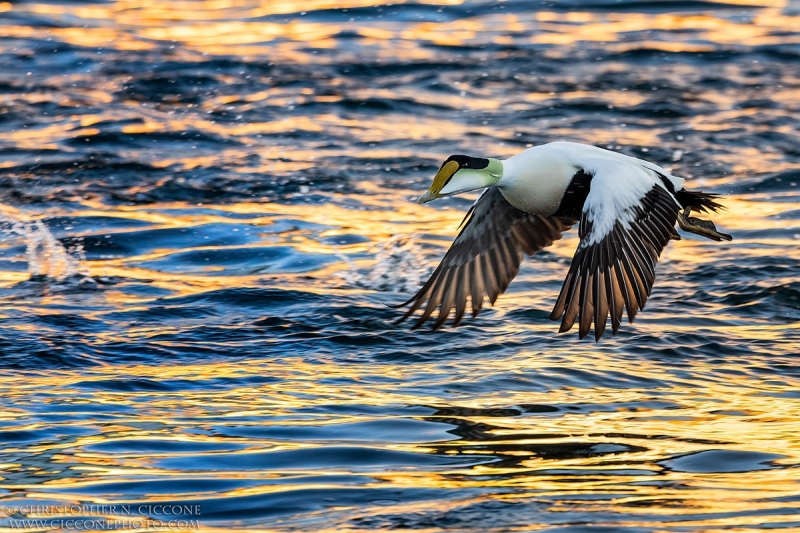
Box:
xmin=418 ymin=155 xmax=503 ymax=204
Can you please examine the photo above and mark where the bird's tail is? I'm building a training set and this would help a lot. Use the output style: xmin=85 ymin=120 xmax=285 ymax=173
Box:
xmin=675 ymin=189 xmax=726 ymax=213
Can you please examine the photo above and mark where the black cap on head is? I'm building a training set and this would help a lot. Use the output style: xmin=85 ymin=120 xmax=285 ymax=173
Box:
xmin=441 ymin=155 xmax=490 ymax=171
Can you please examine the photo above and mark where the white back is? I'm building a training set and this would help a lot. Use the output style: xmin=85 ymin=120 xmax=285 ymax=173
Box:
xmin=498 ymin=142 xmax=684 ymax=216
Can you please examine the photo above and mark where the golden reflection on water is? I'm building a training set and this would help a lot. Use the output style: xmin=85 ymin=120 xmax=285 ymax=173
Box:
xmin=3 ymin=1 xmax=796 ymax=56
xmin=1 ymin=0 xmax=800 ymax=531
xmin=6 ymin=0 xmax=800 ymax=178
xmin=2 ymin=346 xmax=800 ymax=531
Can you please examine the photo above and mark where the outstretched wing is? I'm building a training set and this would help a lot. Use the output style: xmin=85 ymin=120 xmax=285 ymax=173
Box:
xmin=396 ymin=187 xmax=574 ymax=330
xmin=549 ymin=159 xmax=680 ymax=341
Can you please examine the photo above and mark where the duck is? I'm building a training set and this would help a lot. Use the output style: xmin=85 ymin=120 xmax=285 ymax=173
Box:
xmin=395 ymin=141 xmax=731 ymax=341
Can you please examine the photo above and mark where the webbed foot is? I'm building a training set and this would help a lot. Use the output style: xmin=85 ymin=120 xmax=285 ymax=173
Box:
xmin=677 ymin=208 xmax=732 ymax=242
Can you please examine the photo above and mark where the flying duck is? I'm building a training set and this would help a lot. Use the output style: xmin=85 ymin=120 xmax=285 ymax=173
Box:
xmin=395 ymin=141 xmax=731 ymax=341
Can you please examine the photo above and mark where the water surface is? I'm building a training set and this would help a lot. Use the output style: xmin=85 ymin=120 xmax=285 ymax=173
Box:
xmin=0 ymin=0 xmax=799 ymax=531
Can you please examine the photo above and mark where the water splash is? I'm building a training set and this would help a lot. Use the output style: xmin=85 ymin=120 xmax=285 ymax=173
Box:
xmin=338 ymin=234 xmax=430 ymax=293
xmin=2 ymin=216 xmax=93 ymax=283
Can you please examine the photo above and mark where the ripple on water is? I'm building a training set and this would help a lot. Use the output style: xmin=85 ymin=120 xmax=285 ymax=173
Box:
xmin=661 ymin=450 xmax=789 ymax=473
xmin=140 ymin=246 xmax=335 ymax=275
xmin=215 ymin=418 xmax=458 ymax=443
xmin=158 ymin=446 xmax=489 ymax=473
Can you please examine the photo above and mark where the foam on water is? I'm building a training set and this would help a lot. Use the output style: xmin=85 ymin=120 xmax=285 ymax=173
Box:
xmin=1 ymin=215 xmax=92 ymax=282
xmin=338 ymin=233 xmax=430 ymax=293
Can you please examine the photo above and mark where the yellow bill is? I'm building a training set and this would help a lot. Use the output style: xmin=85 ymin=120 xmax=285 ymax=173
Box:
xmin=418 ymin=160 xmax=459 ymax=204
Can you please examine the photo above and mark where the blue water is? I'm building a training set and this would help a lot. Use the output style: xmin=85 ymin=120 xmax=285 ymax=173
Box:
xmin=0 ymin=0 xmax=799 ymax=531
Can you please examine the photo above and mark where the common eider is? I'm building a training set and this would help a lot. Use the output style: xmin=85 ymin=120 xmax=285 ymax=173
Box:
xmin=395 ymin=141 xmax=731 ymax=341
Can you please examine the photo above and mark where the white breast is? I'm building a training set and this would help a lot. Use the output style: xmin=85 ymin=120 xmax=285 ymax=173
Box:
xmin=498 ymin=144 xmax=581 ymax=215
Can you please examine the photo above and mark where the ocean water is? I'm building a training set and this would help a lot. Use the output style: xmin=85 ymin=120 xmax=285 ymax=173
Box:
xmin=0 ymin=0 xmax=799 ymax=531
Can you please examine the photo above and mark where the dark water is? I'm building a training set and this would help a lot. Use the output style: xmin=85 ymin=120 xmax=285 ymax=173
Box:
xmin=1 ymin=0 xmax=800 ymax=531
